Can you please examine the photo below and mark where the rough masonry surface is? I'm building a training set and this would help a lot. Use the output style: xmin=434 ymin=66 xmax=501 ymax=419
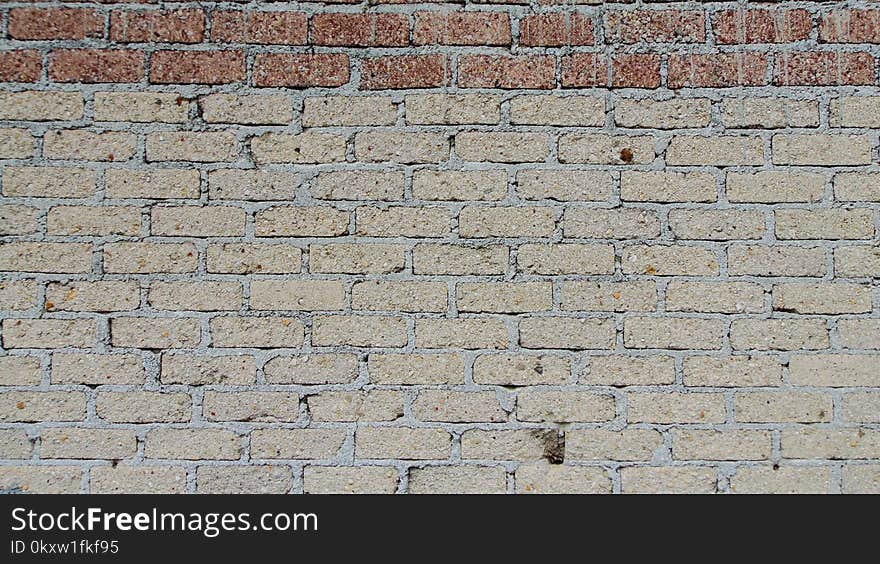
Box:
xmin=0 ymin=0 xmax=879 ymax=494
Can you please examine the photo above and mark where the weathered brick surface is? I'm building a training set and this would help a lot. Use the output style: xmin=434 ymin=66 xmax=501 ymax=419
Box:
xmin=1 ymin=1 xmax=878 ymax=495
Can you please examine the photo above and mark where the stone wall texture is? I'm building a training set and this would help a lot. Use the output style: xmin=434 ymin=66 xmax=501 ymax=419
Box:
xmin=0 ymin=0 xmax=879 ymax=494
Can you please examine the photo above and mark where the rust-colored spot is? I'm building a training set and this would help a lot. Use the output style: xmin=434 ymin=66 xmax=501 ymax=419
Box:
xmin=281 ymin=319 xmax=291 ymax=327
xmin=644 ymin=265 xmax=657 ymax=275
xmin=16 ymin=402 xmax=25 ymax=410
xmin=45 ymin=301 xmax=55 ymax=310
xmin=611 ymin=292 xmax=622 ymax=300
xmin=619 ymin=147 xmax=634 ymax=162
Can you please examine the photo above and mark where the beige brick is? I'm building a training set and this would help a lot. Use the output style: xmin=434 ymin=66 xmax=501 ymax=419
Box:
xmin=830 ymin=96 xmax=880 ymax=127
xmin=511 ymin=95 xmax=604 ymax=126
xmin=616 ymin=98 xmax=710 ymax=128
xmin=842 ymin=465 xmax=880 ymax=494
xmin=564 ymin=208 xmax=661 ymax=239
xmin=0 ymin=242 xmax=92 ymax=274
xmin=250 ymin=280 xmax=344 ymax=311
xmin=264 ymin=354 xmax=358 ymax=385
xmin=151 ymin=206 xmax=245 ymax=237
xmin=416 ymin=318 xmax=509 ymax=349
xmin=461 ymin=429 xmax=557 ymax=461
xmin=197 ymin=466 xmax=292 ymax=494
xmin=0 ymin=466 xmax=81 ymax=494
xmin=41 ymin=428 xmax=136 ymax=459
xmin=0 ymin=279 xmax=38 ymax=310
xmin=308 ymin=391 xmax=403 ymax=422
xmin=772 ymin=134 xmax=872 ymax=166
xmin=624 ymin=317 xmax=724 ymax=350
xmin=776 ymin=209 xmax=873 ymax=240
xmin=146 ymin=429 xmax=240 ymax=460
xmin=2 ymin=166 xmax=94 ymax=198
xmin=0 ymin=128 xmax=34 ymax=158
xmin=410 ymin=466 xmax=507 ymax=494
xmin=413 ymin=244 xmax=508 ymax=275
xmin=458 ymin=282 xmax=551 ymax=313
xmin=621 ymin=171 xmax=716 ymax=203
xmin=204 ymin=391 xmax=299 ymax=422
xmin=46 ymin=281 xmax=139 ymax=312
xmin=3 ymin=319 xmax=94 ymax=348
xmin=517 ymin=391 xmax=614 ymax=423
xmin=835 ymin=172 xmax=880 ymax=202
xmin=0 ymin=391 xmax=85 ymax=422
xmin=459 ymin=206 xmax=555 ymax=238
xmin=312 ymin=315 xmax=407 ymax=347
xmin=621 ymin=467 xmax=717 ymax=494
xmin=161 ymin=354 xmax=256 ymax=385
xmin=583 ymin=355 xmax=675 ymax=386
xmin=200 ymin=93 xmax=293 ymax=124
xmin=735 ymin=391 xmax=832 ymax=423
xmin=731 ymin=319 xmax=829 ymax=351
xmin=835 ymin=246 xmax=880 ymax=277
xmin=559 ymin=134 xmax=654 ymax=164
xmin=355 ymin=131 xmax=447 ymax=164
xmin=96 ymin=391 xmax=191 ymax=423
xmin=789 ymin=354 xmax=879 ymax=387
xmin=0 ymin=205 xmax=39 ymax=235
xmin=727 ymin=171 xmax=825 ymax=203
xmin=672 ymin=429 xmax=772 ymax=461
xmin=728 ymin=244 xmax=826 ymax=277
xmin=473 ymin=353 xmax=569 ymax=386
xmin=413 ymin=389 xmax=504 ymax=424
xmin=146 ymin=131 xmax=238 ymax=162
xmin=91 ymin=466 xmax=187 ymax=494
xmin=208 ymin=170 xmax=300 ymax=201
xmin=355 ymin=206 xmax=451 ymax=237
xmin=304 ymin=466 xmax=398 ymax=494
xmin=313 ymin=171 xmax=405 ymax=201
xmin=838 ymin=319 xmax=880 ymax=350
xmin=413 ymin=169 xmax=509 ymax=202
xmin=368 ymin=353 xmax=465 ymax=385
xmin=47 ymin=205 xmax=141 ymax=236
xmin=103 ymin=242 xmax=197 ymax=274
xmin=356 ymin=427 xmax=451 ymax=460
xmin=628 ymin=392 xmax=726 ymax=424
xmin=105 ymin=169 xmax=200 ymax=199
xmin=149 ymin=281 xmax=242 ymax=311
xmin=782 ymin=428 xmax=880 ymax=460
xmin=731 ymin=466 xmax=830 ymax=494
xmin=51 ymin=353 xmax=143 ymax=385
xmin=251 ymin=132 xmax=346 ymax=164
xmin=566 ymin=429 xmax=663 ymax=461
xmin=516 ymin=170 xmax=613 ymax=202
xmin=670 ymin=209 xmax=766 ymax=240
xmin=682 ymin=355 xmax=783 ymax=387
xmin=352 ymin=280 xmax=447 ymax=313
xmin=209 ymin=316 xmax=304 ymax=348
xmin=666 ymin=136 xmax=763 ymax=166
xmin=311 ymin=243 xmax=405 ymax=274
xmin=666 ymin=281 xmax=764 ymax=314
xmin=0 ymin=91 xmax=83 ymax=121
xmin=111 ymin=317 xmax=200 ymax=349
xmin=773 ymin=282 xmax=871 ymax=314
xmin=520 ymin=317 xmax=616 ymax=350
xmin=406 ymin=93 xmax=500 ymax=125
xmin=207 ymin=243 xmax=302 ymax=274
xmin=622 ymin=245 xmax=719 ymax=276
xmin=517 ymin=243 xmax=614 ymax=275
xmin=456 ymin=132 xmax=548 ymax=163
xmin=43 ymin=130 xmax=136 ymax=162
xmin=721 ymin=98 xmax=818 ymax=128
xmin=255 ymin=206 xmax=348 ymax=237
xmin=560 ymin=281 xmax=655 ymax=312
xmin=94 ymin=92 xmax=188 ymax=123
xmin=304 ymin=96 xmax=396 ymax=126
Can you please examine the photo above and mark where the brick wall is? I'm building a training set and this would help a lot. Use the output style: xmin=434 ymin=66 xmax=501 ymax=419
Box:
xmin=0 ymin=1 xmax=878 ymax=494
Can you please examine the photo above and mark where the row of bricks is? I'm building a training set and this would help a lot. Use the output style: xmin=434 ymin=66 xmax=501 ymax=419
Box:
xmin=1 ymin=278 xmax=878 ymax=314
xmin=4 ymin=463 xmax=878 ymax=494
xmin=5 ymin=49 xmax=880 ymax=88
xmin=3 ymin=316 xmax=880 ymax=350
xmin=5 ymin=351 xmax=879 ymax=387
xmin=5 ymin=91 xmax=880 ymax=129
xmin=2 ymin=426 xmax=880 ymax=461
xmin=6 ymin=7 xmax=880 ymax=47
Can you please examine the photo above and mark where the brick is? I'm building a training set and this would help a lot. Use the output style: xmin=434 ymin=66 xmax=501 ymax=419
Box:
xmin=252 ymin=132 xmax=347 ymax=164
xmin=667 ymin=136 xmax=764 ymax=166
xmin=773 ymin=134 xmax=871 ymax=166
xmin=413 ymin=170 xmax=506 ymax=201
xmin=612 ymin=54 xmax=662 ymax=88
xmin=669 ymin=209 xmax=766 ymax=240
xmin=9 ymin=8 xmax=103 ymax=40
xmin=414 ymin=244 xmax=508 ymax=276
xmin=518 ymin=243 xmax=614 ymax=275
xmin=309 ymin=391 xmax=403 ymax=422
xmin=94 ymin=92 xmax=189 ymax=123
xmin=356 ymin=206 xmax=451 ymax=238
xmin=200 ymin=93 xmax=294 ymax=125
xmin=415 ymin=318 xmax=509 ymax=350
xmin=264 ymin=354 xmax=358 ymax=385
xmin=103 ymin=242 xmax=197 ymax=274
xmin=304 ymin=467 xmax=398 ymax=494
xmin=727 ymin=171 xmax=824 ymax=203
xmin=209 ymin=316 xmax=304 ymax=348
xmin=831 ymin=97 xmax=880 ymax=128
xmin=459 ymin=206 xmax=555 ymax=238
xmin=43 ymin=129 xmax=135 ymax=161
xmin=564 ymin=208 xmax=660 ymax=239
xmin=559 ymin=134 xmax=654 ymax=164
xmin=714 ymin=9 xmax=812 ymax=44
xmin=735 ymin=392 xmax=832 ymax=423
xmin=0 ymin=280 xmax=38 ymax=310
xmin=0 ymin=129 xmax=34 ymax=158
xmin=0 ymin=430 xmax=32 ymax=459
xmin=519 ymin=317 xmax=616 ymax=350
xmin=0 ymin=91 xmax=83 ymax=121
xmin=621 ymin=171 xmax=715 ymax=203
xmin=835 ymin=172 xmax=880 ymax=202
xmin=666 ymin=281 xmax=764 ymax=314
xmin=624 ymin=317 xmax=724 ymax=350
xmin=728 ymin=244 xmax=826 ymax=277
xmin=356 ymin=131 xmax=448 ymax=164
xmin=413 ymin=390 xmax=504 ymax=422
xmin=517 ymin=391 xmax=613 ymax=423
xmin=49 ymin=49 xmax=143 ymax=83
xmin=473 ymin=353 xmax=569 ymax=386
xmin=356 ymin=428 xmax=451 ymax=460
xmin=150 ymin=50 xmax=245 ymax=85
xmin=411 ymin=466 xmax=507 ymax=494
xmin=560 ymin=53 xmax=608 ymax=88
xmin=789 ymin=355 xmax=879 ymax=387
xmin=774 ymin=52 xmax=875 ymax=86
xmin=516 ymin=170 xmax=612 ymax=202
xmin=582 ymin=355 xmax=676 ymax=386
xmin=151 ymin=206 xmax=245 ymax=237
xmin=254 ymin=54 xmax=350 ymax=88
xmin=0 ymin=242 xmax=92 ymax=273
xmin=414 ymin=12 xmax=510 ymax=45
xmin=773 ymin=283 xmax=871 ymax=315
xmin=255 ymin=206 xmax=348 ymax=237
xmin=235 ymin=11 xmax=306 ymax=45
xmin=0 ymin=391 xmax=85 ymax=423
xmin=511 ymin=95 xmax=604 ymax=127
xmin=46 ymin=281 xmax=139 ymax=312
xmin=197 ymin=466 xmax=292 ymax=494
xmin=2 ymin=166 xmax=95 ymax=198
xmin=111 ymin=317 xmax=200 ymax=349
xmin=672 ymin=429 xmax=772 ymax=461
xmin=458 ymin=55 xmax=555 ymax=89
xmin=622 ymin=245 xmax=719 ymax=276
xmin=520 ymin=13 xmax=594 ymax=46
xmin=303 ymin=96 xmax=396 ymax=127
xmin=161 ymin=354 xmax=256 ymax=385
xmin=146 ymin=132 xmax=238 ymax=162
xmin=836 ymin=246 xmax=880 ymax=277
xmin=97 ymin=392 xmax=191 ymax=423
xmin=782 ymin=428 xmax=880 ymax=460
xmin=250 ymin=280 xmax=344 ymax=311
xmin=312 ymin=315 xmax=407 ymax=347
xmin=838 ymin=320 xmax=880 ymax=350
xmin=0 ymin=51 xmax=41 ymax=83
xmin=311 ymin=13 xmax=408 ymax=47
xmin=313 ymin=171 xmax=405 ymax=201
xmin=566 ymin=429 xmax=663 ymax=461
xmin=361 ymin=55 xmax=446 ymax=90
xmin=682 ymin=355 xmax=783 ymax=387
xmin=615 ymin=98 xmax=710 ymax=129
xmin=668 ymin=53 xmax=769 ymax=88
xmin=353 ymin=280 xmax=446 ymax=313
xmin=821 ymin=9 xmax=880 ymax=43
xmin=51 ymin=353 xmax=143 ymax=385
xmin=406 ymin=94 xmax=501 ymax=125
xmin=605 ymin=10 xmax=704 ymax=43
xmin=775 ymin=209 xmax=874 ymax=240
xmin=731 ymin=466 xmax=830 ymax=494
xmin=42 ymin=428 xmax=136 ymax=459
xmin=207 ymin=243 xmax=302 ymax=274
xmin=310 ymin=243 xmax=405 ymax=274
xmin=0 ymin=467 xmax=81 ymax=494
xmin=209 ymin=170 xmax=300 ymax=201
xmin=461 ymin=429 xmax=557 ymax=461
xmin=456 ymin=132 xmax=548 ymax=163
xmin=145 ymin=429 xmax=240 ymax=460
xmin=110 ymin=9 xmax=204 ymax=43
xmin=149 ymin=281 xmax=243 ymax=311
xmin=0 ymin=206 xmax=39 ymax=236
xmin=721 ymin=98 xmax=819 ymax=129
xmin=0 ymin=356 xmax=40 ymax=386
xmin=203 ymin=391 xmax=298 ymax=422
xmin=628 ymin=392 xmax=725 ymax=424
xmin=842 ymin=465 xmax=880 ymax=494
xmin=3 ymin=319 xmax=95 ymax=349
xmin=730 ymin=319 xmax=829 ymax=351
xmin=47 ymin=206 xmax=141 ymax=236
xmin=458 ymin=282 xmax=552 ymax=313
xmin=105 ymin=169 xmax=200 ymax=199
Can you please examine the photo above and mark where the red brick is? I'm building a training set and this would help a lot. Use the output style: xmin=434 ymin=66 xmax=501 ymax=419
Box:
xmin=714 ymin=9 xmax=812 ymax=44
xmin=519 ymin=13 xmax=594 ymax=46
xmin=150 ymin=50 xmax=245 ymax=85
xmin=0 ymin=51 xmax=42 ymax=83
xmin=458 ymin=55 xmax=554 ymax=89
xmin=774 ymin=52 xmax=875 ymax=86
xmin=210 ymin=11 xmax=246 ymax=42
xmin=361 ymin=55 xmax=447 ymax=90
xmin=668 ymin=53 xmax=770 ymax=88
xmin=9 ymin=8 xmax=103 ymax=40
xmin=247 ymin=12 xmax=308 ymax=45
xmin=820 ymin=10 xmax=880 ymax=43
xmin=110 ymin=10 xmax=203 ymax=43
xmin=254 ymin=54 xmax=350 ymax=88
xmin=49 ymin=49 xmax=143 ymax=83
xmin=311 ymin=13 xmax=409 ymax=47
xmin=561 ymin=53 xmax=608 ymax=88
xmin=414 ymin=11 xmax=510 ymax=46
xmin=605 ymin=10 xmax=705 ymax=44
xmin=611 ymin=54 xmax=661 ymax=88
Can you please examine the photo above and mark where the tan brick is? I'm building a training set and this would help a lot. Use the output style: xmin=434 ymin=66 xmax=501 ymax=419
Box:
xmin=412 ymin=169 xmax=507 ymax=201
xmin=624 ymin=317 xmax=724 ymax=350
xmin=583 ymin=355 xmax=676 ymax=386
xmin=1 ymin=429 xmax=35 ymax=458
xmin=146 ymin=131 xmax=238 ymax=162
xmin=517 ymin=391 xmax=614 ymax=423
xmin=209 ymin=316 xmax=304 ymax=348
xmin=838 ymin=319 xmax=880 ymax=349
xmin=782 ymin=428 xmax=880 ymax=460
xmin=473 ymin=353 xmax=570 ymax=386
xmin=731 ymin=319 xmax=829 ymax=351
xmin=94 ymin=92 xmax=188 ymax=123
xmin=47 ymin=205 xmax=141 ymax=236
xmin=776 ymin=209 xmax=874 ymax=240
xmin=670 ymin=209 xmax=766 ymax=240
xmin=406 ymin=94 xmax=501 ymax=125
xmin=666 ymin=136 xmax=763 ymax=166
xmin=672 ymin=429 xmax=772 ymax=461
xmin=111 ymin=317 xmax=200 ymax=349
xmin=204 ymin=391 xmax=299 ymax=422
xmin=41 ymin=428 xmax=136 ymax=459
xmin=835 ymin=246 xmax=880 ymax=277
xmin=518 ymin=243 xmax=614 ymax=275
xmin=666 ymin=281 xmax=764 ymax=313
xmin=621 ymin=171 xmax=716 ymax=203
xmin=461 ymin=429 xmax=557 ymax=461
xmin=416 ymin=318 xmax=509 ymax=349
xmin=520 ymin=317 xmax=616 ymax=350
xmin=559 ymin=134 xmax=654 ymax=164
xmin=772 ymin=134 xmax=872 ymax=166
xmin=835 ymin=172 xmax=880 ymax=202
xmin=264 ymin=354 xmax=358 ymax=385
xmin=615 ymin=98 xmax=710 ymax=128
xmin=310 ymin=243 xmax=405 ymax=274
xmin=308 ymin=391 xmax=403 ymax=422
xmin=563 ymin=281 xmax=656 ymax=313
xmin=3 ymin=319 xmax=94 ymax=348
xmin=728 ymin=244 xmax=826 ymax=277
xmin=410 ymin=466 xmax=507 ymax=494
xmin=304 ymin=96 xmax=396 ymax=126
xmin=200 ymin=93 xmax=293 ymax=124
xmin=250 ymin=280 xmax=343 ymax=312
xmin=0 ymin=91 xmax=83 ymax=121
xmin=413 ymin=390 xmax=504 ymax=423
xmin=721 ymin=98 xmax=818 ymax=128
xmin=207 ymin=243 xmax=302 ymax=274
xmin=682 ymin=355 xmax=783 ymax=387
xmin=622 ymin=245 xmax=719 ymax=276
xmin=0 ymin=466 xmax=81 ymax=494
xmin=735 ymin=391 xmax=832 ymax=423
xmin=727 ymin=171 xmax=825 ymax=203
xmin=0 ymin=279 xmax=38 ymax=310
xmin=46 ymin=281 xmax=139 ymax=312
xmin=413 ymin=244 xmax=508 ymax=275
xmin=149 ymin=281 xmax=242 ymax=311
xmin=511 ymin=95 xmax=605 ymax=126
xmin=621 ymin=467 xmax=717 ymax=494
xmin=460 ymin=206 xmax=555 ymax=238
xmin=516 ymin=170 xmax=613 ymax=202
xmin=51 ymin=353 xmax=143 ymax=385
xmin=252 ymin=132 xmax=346 ymax=165
xmin=628 ymin=392 xmax=726 ymax=424
xmin=2 ymin=166 xmax=94 ymax=198
xmin=146 ymin=429 xmax=240 ymax=460
xmin=197 ymin=466 xmax=291 ymax=494
xmin=0 ymin=391 xmax=85 ymax=422
xmin=151 ymin=206 xmax=245 ymax=237
xmin=368 ymin=353 xmax=464 ymax=385
xmin=304 ymin=466 xmax=398 ymax=494
xmin=313 ymin=171 xmax=405 ymax=201
xmin=456 ymin=132 xmax=548 ymax=163
xmin=103 ymin=242 xmax=197 ymax=274
xmin=255 ymin=206 xmax=348 ymax=237
xmin=355 ymin=206 xmax=451 ymax=237
xmin=43 ymin=130 xmax=136 ymax=161
xmin=842 ymin=465 xmax=880 ymax=494
xmin=564 ymin=208 xmax=661 ymax=239
xmin=355 ymin=131 xmax=448 ymax=164
xmin=773 ymin=282 xmax=871 ymax=314
xmin=356 ymin=427 xmax=451 ymax=460
xmin=97 ymin=391 xmax=191 ymax=423
xmin=0 ymin=242 xmax=92 ymax=274
xmin=731 ymin=466 xmax=830 ymax=494
xmin=831 ymin=96 xmax=880 ymax=127
xmin=0 ymin=355 xmax=41 ymax=386
xmin=353 ymin=280 xmax=446 ymax=313
xmin=566 ymin=429 xmax=663 ymax=461
xmin=312 ymin=315 xmax=407 ymax=347
xmin=0 ymin=128 xmax=34 ymax=158
xmin=160 ymin=354 xmax=255 ymax=385
xmin=105 ymin=169 xmax=200 ymax=199
xmin=789 ymin=354 xmax=879 ymax=387
xmin=208 ymin=170 xmax=300 ymax=201
xmin=458 ymin=282 xmax=551 ymax=314
xmin=0 ymin=205 xmax=39 ymax=235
